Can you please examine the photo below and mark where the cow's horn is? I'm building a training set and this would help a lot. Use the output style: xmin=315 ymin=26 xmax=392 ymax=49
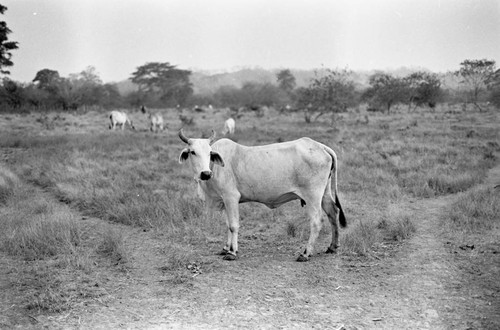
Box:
xmin=208 ymin=130 xmax=216 ymax=144
xmin=179 ymin=129 xmax=190 ymax=144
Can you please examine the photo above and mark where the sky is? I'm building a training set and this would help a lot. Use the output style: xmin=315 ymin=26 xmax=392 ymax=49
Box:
xmin=2 ymin=0 xmax=499 ymax=83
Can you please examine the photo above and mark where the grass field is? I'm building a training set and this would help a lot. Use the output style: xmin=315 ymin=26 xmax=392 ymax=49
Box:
xmin=0 ymin=104 xmax=499 ymax=321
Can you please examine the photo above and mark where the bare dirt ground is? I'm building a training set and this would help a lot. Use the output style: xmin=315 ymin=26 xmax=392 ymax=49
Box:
xmin=1 ymin=164 xmax=499 ymax=329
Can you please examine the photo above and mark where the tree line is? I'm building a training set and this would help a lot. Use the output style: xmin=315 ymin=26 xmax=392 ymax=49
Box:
xmin=0 ymin=4 xmax=499 ymax=115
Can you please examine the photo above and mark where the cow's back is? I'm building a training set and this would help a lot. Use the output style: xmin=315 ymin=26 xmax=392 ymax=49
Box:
xmin=110 ymin=110 xmax=126 ymax=123
xmin=209 ymin=138 xmax=332 ymax=205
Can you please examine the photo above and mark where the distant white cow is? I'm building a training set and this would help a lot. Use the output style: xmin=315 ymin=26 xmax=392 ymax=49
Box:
xmin=109 ymin=111 xmax=135 ymax=130
xmin=141 ymin=105 xmax=164 ymax=133
xmin=222 ymin=118 xmax=235 ymax=135
xmin=178 ymin=129 xmax=346 ymax=262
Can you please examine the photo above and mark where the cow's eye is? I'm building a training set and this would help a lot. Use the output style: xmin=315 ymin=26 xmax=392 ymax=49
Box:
xmin=190 ymin=151 xmax=196 ymax=155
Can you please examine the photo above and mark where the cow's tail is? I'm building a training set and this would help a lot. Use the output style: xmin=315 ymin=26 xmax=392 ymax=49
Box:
xmin=324 ymin=145 xmax=346 ymax=228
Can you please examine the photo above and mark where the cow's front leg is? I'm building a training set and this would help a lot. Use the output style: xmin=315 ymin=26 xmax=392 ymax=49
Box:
xmin=222 ymin=198 xmax=240 ymax=260
xmin=218 ymin=229 xmax=232 ymax=255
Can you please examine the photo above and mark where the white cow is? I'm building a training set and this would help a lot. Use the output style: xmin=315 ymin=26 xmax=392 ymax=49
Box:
xmin=141 ymin=106 xmax=164 ymax=132
xmin=149 ymin=113 xmax=164 ymax=132
xmin=222 ymin=118 xmax=235 ymax=135
xmin=178 ymin=129 xmax=346 ymax=262
xmin=109 ymin=111 xmax=135 ymax=130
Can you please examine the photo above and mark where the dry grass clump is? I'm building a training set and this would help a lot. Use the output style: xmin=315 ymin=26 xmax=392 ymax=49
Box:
xmin=21 ymin=259 xmax=107 ymax=313
xmin=339 ymin=219 xmax=381 ymax=256
xmin=337 ymin=202 xmax=416 ymax=256
xmin=377 ymin=205 xmax=417 ymax=242
xmin=3 ymin=211 xmax=80 ymax=260
xmin=0 ymin=178 xmax=80 ymax=260
xmin=161 ymin=242 xmax=198 ymax=270
xmin=444 ymin=186 xmax=500 ymax=233
xmin=97 ymin=229 xmax=128 ymax=265
xmin=0 ymin=164 xmax=116 ymax=312
xmin=0 ymin=165 xmax=19 ymax=204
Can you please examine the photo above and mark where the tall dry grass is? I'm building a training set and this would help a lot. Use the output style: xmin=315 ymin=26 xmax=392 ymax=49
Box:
xmin=0 ymin=165 xmax=128 ymax=312
xmin=0 ymin=105 xmax=497 ymax=262
xmin=0 ymin=165 xmax=80 ymax=260
xmin=444 ymin=186 xmax=500 ymax=233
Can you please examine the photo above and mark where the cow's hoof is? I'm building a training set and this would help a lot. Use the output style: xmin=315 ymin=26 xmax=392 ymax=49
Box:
xmin=325 ymin=247 xmax=338 ymax=254
xmin=296 ymin=254 xmax=309 ymax=262
xmin=218 ymin=249 xmax=229 ymax=256
xmin=223 ymin=253 xmax=238 ymax=261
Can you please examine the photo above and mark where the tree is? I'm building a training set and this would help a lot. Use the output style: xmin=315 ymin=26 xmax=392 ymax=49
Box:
xmin=240 ymin=82 xmax=286 ymax=109
xmin=455 ymin=59 xmax=496 ymax=111
xmin=32 ymin=69 xmax=80 ymax=110
xmin=404 ymin=71 xmax=442 ymax=110
xmin=97 ymin=83 xmax=124 ymax=108
xmin=0 ymin=78 xmax=24 ymax=108
xmin=297 ymin=68 xmax=356 ymax=123
xmin=276 ymin=69 xmax=296 ymax=93
xmin=68 ymin=66 xmax=103 ymax=106
xmin=130 ymin=62 xmax=193 ymax=107
xmin=69 ymin=66 xmax=102 ymax=86
xmin=213 ymin=85 xmax=241 ymax=108
xmin=0 ymin=5 xmax=18 ymax=75
xmin=33 ymin=69 xmax=61 ymax=91
xmin=362 ymin=73 xmax=407 ymax=113
xmin=488 ymin=68 xmax=500 ymax=108
xmin=32 ymin=69 xmax=65 ymax=108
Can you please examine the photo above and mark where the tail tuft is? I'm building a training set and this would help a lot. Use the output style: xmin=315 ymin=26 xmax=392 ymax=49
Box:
xmin=336 ymin=194 xmax=347 ymax=227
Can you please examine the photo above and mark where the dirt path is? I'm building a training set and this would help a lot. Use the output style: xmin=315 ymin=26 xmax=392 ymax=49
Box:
xmin=2 ymin=167 xmax=499 ymax=329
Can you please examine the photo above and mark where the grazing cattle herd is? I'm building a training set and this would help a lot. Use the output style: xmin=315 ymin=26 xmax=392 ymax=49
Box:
xmin=178 ymin=129 xmax=345 ymax=262
xmin=108 ymin=107 xmax=235 ymax=137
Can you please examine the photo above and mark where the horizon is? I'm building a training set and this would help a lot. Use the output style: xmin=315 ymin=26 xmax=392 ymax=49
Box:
xmin=2 ymin=0 xmax=499 ymax=84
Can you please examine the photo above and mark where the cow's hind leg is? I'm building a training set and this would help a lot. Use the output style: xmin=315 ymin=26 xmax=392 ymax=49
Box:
xmin=297 ymin=200 xmax=323 ymax=262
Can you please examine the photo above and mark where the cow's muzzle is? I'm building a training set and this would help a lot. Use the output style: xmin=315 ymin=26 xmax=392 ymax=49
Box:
xmin=200 ymin=171 xmax=213 ymax=181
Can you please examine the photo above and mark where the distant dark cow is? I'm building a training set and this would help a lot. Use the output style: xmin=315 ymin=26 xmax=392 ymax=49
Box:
xmin=178 ymin=129 xmax=346 ymax=262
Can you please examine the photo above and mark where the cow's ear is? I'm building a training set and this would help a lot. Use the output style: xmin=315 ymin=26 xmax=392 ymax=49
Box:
xmin=210 ymin=151 xmax=225 ymax=167
xmin=179 ymin=148 xmax=190 ymax=164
